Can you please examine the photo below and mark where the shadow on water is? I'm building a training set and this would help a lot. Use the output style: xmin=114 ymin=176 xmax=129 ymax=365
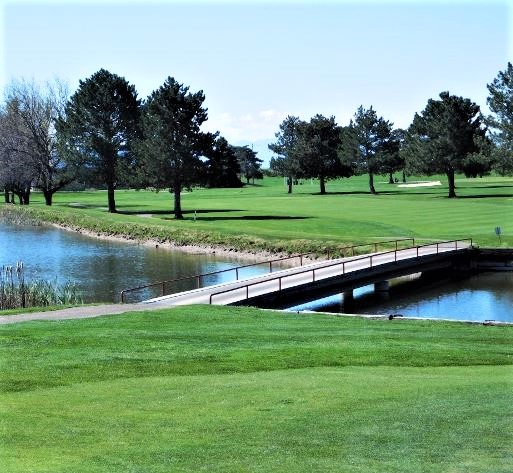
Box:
xmin=288 ymin=271 xmax=513 ymax=323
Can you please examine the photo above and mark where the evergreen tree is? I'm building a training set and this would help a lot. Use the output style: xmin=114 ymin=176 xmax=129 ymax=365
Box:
xmin=381 ymin=128 xmax=405 ymax=184
xmin=232 ymin=145 xmax=263 ymax=184
xmin=404 ymin=91 xmax=487 ymax=198
xmin=294 ymin=115 xmax=352 ymax=194
xmin=268 ymin=116 xmax=302 ymax=193
xmin=56 ymin=69 xmax=140 ymax=212
xmin=487 ymin=62 xmax=513 ymax=174
xmin=204 ymin=135 xmax=242 ymax=188
xmin=347 ymin=106 xmax=397 ymax=194
xmin=138 ymin=77 xmax=208 ymax=219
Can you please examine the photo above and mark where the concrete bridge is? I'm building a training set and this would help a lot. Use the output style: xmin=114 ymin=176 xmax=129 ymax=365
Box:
xmin=142 ymin=240 xmax=474 ymax=310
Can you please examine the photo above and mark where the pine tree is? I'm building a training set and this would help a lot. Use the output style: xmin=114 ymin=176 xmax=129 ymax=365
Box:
xmin=56 ymin=69 xmax=140 ymax=212
xmin=405 ymin=92 xmax=487 ymax=198
xmin=138 ymin=77 xmax=208 ymax=219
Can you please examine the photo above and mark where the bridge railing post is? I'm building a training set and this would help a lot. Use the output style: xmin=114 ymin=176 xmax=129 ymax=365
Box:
xmin=161 ymin=281 xmax=165 ymax=296
xmin=269 ymin=261 xmax=272 ymax=273
xmin=197 ymin=275 xmax=201 ymax=288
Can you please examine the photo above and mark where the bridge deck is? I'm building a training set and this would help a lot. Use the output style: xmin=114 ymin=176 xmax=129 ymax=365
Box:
xmin=142 ymin=240 xmax=472 ymax=309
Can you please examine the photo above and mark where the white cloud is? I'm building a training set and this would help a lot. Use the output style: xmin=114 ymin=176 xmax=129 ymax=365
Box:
xmin=204 ymin=109 xmax=288 ymax=143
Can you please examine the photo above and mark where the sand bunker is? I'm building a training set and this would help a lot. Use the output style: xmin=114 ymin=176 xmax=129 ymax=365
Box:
xmin=397 ymin=181 xmax=442 ymax=188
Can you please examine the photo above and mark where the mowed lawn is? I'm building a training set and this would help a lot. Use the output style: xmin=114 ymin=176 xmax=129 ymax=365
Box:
xmin=1 ymin=306 xmax=512 ymax=472
xmin=23 ymin=174 xmax=513 ymax=249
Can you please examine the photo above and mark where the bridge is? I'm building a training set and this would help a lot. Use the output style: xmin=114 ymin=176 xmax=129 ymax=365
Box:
xmin=140 ymin=239 xmax=474 ymax=310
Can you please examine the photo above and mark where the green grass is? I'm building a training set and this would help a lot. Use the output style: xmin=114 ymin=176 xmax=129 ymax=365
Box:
xmin=1 ymin=305 xmax=512 ymax=472
xmin=7 ymin=173 xmax=513 ymax=253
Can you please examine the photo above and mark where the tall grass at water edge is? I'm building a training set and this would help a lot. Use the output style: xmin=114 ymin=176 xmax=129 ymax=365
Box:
xmin=0 ymin=262 xmax=82 ymax=310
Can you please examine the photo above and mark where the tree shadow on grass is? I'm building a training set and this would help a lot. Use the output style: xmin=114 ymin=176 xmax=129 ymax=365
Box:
xmin=320 ymin=190 xmax=441 ymax=196
xmin=118 ymin=209 xmax=244 ymax=215
xmin=456 ymin=184 xmax=513 ymax=190
xmin=161 ymin=215 xmax=312 ymax=222
xmin=453 ymin=194 xmax=513 ymax=199
xmin=309 ymin=190 xmax=371 ymax=196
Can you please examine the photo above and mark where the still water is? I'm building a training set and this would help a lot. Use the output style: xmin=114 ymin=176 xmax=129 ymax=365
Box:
xmin=3 ymin=222 xmax=513 ymax=321
xmin=0 ymin=223 xmax=271 ymax=303
xmin=288 ymin=272 xmax=513 ymax=323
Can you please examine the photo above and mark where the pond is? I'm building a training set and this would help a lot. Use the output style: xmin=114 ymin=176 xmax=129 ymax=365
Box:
xmin=0 ymin=222 xmax=274 ymax=303
xmin=288 ymin=271 xmax=513 ymax=323
xmin=3 ymin=221 xmax=513 ymax=322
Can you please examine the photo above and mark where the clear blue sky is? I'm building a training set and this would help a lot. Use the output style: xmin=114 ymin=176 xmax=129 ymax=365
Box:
xmin=1 ymin=0 xmax=511 ymax=161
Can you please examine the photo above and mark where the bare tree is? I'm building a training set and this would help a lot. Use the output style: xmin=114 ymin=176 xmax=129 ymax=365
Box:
xmin=2 ymin=78 xmax=73 ymax=205
xmin=0 ymin=100 xmax=35 ymax=204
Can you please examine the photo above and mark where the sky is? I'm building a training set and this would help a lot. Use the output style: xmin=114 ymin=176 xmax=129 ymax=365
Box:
xmin=0 ymin=0 xmax=511 ymax=164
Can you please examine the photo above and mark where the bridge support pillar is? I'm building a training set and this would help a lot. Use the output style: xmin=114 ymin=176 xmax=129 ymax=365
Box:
xmin=374 ymin=280 xmax=390 ymax=301
xmin=342 ymin=290 xmax=354 ymax=312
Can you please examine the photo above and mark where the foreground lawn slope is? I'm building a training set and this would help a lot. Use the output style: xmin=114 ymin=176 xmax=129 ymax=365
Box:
xmin=1 ymin=305 xmax=512 ymax=472
xmin=8 ymin=174 xmax=513 ymax=252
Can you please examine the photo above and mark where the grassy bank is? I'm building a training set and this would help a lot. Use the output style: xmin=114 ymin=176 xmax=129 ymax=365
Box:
xmin=1 ymin=305 xmax=512 ymax=472
xmin=3 ymin=174 xmax=513 ymax=254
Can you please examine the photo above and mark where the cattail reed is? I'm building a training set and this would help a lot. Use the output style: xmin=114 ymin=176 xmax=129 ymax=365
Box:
xmin=0 ymin=262 xmax=82 ymax=310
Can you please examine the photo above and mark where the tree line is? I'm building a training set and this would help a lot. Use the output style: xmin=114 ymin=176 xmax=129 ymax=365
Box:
xmin=269 ymin=63 xmax=513 ymax=198
xmin=1 ymin=63 xmax=512 ymax=215
xmin=0 ymin=70 xmax=262 ymax=216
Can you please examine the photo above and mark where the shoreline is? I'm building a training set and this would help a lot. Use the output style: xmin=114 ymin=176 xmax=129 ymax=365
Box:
xmin=49 ymin=221 xmax=319 ymax=265
xmin=0 ymin=205 xmax=334 ymax=262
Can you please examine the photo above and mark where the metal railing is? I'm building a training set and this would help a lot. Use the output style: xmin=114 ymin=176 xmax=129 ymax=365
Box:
xmin=208 ymin=239 xmax=473 ymax=305
xmin=120 ymin=238 xmax=415 ymax=303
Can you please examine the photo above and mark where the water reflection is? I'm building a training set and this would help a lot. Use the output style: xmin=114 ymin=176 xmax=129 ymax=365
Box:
xmin=0 ymin=223 xmax=273 ymax=303
xmin=288 ymin=272 xmax=513 ymax=323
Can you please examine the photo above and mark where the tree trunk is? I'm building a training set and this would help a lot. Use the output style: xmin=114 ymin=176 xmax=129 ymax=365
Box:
xmin=319 ymin=176 xmax=326 ymax=195
xmin=43 ymin=189 xmax=53 ymax=206
xmin=3 ymin=189 xmax=9 ymax=203
xmin=389 ymin=172 xmax=394 ymax=184
xmin=402 ymin=170 xmax=406 ymax=183
xmin=447 ymin=169 xmax=456 ymax=198
xmin=107 ymin=183 xmax=117 ymax=213
xmin=369 ymin=172 xmax=376 ymax=194
xmin=174 ymin=185 xmax=183 ymax=219
xmin=16 ymin=190 xmax=30 ymax=205
xmin=287 ymin=177 xmax=293 ymax=194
